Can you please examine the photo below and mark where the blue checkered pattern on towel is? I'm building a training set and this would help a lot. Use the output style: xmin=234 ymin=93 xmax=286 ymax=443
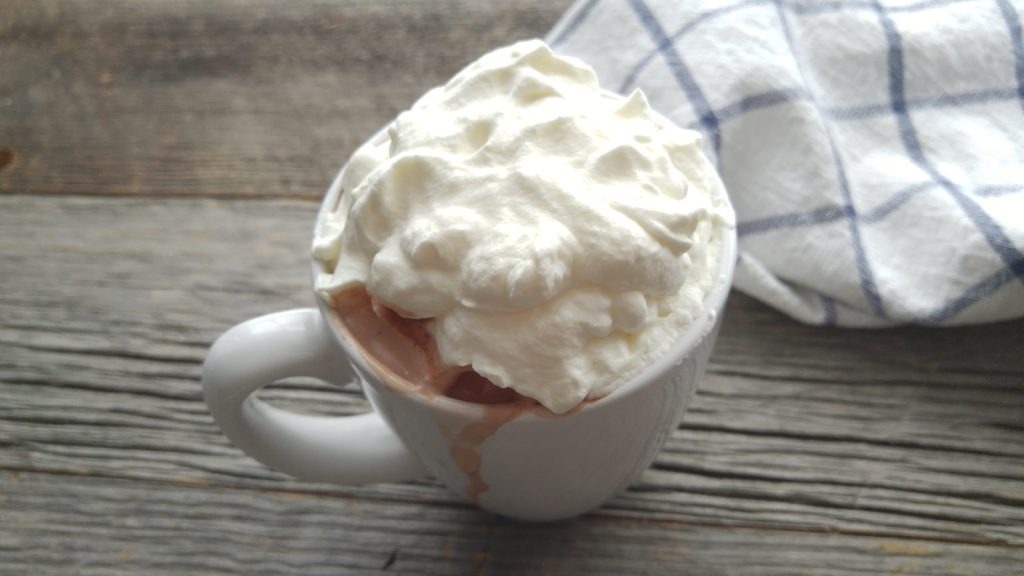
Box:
xmin=548 ymin=0 xmax=1024 ymax=326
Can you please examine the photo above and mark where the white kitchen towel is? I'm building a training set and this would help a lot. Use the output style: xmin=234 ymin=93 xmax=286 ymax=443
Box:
xmin=547 ymin=0 xmax=1024 ymax=326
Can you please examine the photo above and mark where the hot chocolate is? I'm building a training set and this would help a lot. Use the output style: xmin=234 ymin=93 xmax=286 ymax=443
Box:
xmin=329 ymin=286 xmax=528 ymax=406
xmin=313 ymin=39 xmax=734 ymax=414
xmin=202 ymin=40 xmax=736 ymax=518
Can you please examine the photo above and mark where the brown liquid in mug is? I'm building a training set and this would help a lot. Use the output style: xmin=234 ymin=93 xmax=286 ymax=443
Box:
xmin=330 ymin=287 xmax=537 ymax=502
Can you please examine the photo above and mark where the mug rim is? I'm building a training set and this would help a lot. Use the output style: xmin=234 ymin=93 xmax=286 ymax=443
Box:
xmin=311 ymin=128 xmax=737 ymax=421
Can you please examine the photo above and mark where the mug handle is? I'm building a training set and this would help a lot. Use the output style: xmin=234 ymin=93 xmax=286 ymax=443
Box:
xmin=201 ymin=308 xmax=425 ymax=484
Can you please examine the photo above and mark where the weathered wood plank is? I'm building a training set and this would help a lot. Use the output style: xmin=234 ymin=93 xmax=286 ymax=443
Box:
xmin=2 ymin=472 xmax=1021 ymax=576
xmin=0 ymin=0 xmax=572 ymax=198
xmin=2 ymin=195 xmax=1022 ymax=557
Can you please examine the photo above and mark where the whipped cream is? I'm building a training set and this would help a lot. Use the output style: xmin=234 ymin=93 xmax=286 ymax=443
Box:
xmin=314 ymin=40 xmax=733 ymax=414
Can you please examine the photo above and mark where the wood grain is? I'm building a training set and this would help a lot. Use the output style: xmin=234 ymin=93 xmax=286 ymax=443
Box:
xmin=0 ymin=0 xmax=572 ymax=199
xmin=2 ymin=195 xmax=1022 ymax=574
xmin=2 ymin=472 xmax=1020 ymax=576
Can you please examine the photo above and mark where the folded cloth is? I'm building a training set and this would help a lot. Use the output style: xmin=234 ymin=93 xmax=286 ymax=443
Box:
xmin=547 ymin=0 xmax=1024 ymax=326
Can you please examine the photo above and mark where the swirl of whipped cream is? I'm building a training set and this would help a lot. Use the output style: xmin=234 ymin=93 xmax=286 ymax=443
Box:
xmin=314 ymin=39 xmax=733 ymax=413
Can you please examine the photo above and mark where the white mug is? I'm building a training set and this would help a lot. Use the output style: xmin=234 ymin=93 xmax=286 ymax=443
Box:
xmin=202 ymin=152 xmax=737 ymax=522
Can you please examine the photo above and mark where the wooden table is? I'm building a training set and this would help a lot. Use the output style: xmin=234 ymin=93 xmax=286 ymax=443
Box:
xmin=2 ymin=2 xmax=1022 ymax=574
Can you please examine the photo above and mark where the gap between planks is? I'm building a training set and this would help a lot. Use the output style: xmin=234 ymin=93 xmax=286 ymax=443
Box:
xmin=2 ymin=189 xmax=323 ymax=202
